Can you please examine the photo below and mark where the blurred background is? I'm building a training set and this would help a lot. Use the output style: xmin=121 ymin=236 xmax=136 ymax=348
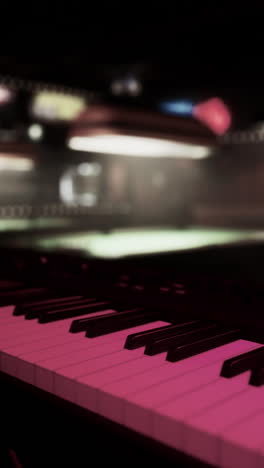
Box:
xmin=1 ymin=15 xmax=264 ymax=257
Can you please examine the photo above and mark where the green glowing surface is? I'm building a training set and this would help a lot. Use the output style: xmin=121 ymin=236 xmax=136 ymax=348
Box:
xmin=0 ymin=219 xmax=73 ymax=231
xmin=33 ymin=228 xmax=263 ymax=258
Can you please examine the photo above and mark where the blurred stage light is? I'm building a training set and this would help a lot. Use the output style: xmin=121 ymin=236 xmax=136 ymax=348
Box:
xmin=59 ymin=162 xmax=102 ymax=206
xmin=126 ymin=77 xmax=142 ymax=96
xmin=193 ymin=98 xmax=231 ymax=135
xmin=77 ymin=162 xmax=101 ymax=176
xmin=68 ymin=134 xmax=211 ymax=158
xmin=0 ymin=155 xmax=34 ymax=171
xmin=160 ymin=100 xmax=194 ymax=116
xmin=0 ymin=85 xmax=12 ymax=104
xmin=28 ymin=124 xmax=43 ymax=141
xmin=111 ymin=76 xmax=142 ymax=96
xmin=59 ymin=175 xmax=74 ymax=204
xmin=111 ymin=80 xmax=124 ymax=95
xmin=31 ymin=92 xmax=86 ymax=121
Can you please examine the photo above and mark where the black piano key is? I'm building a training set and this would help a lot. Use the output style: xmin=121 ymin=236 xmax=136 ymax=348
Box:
xmin=145 ymin=322 xmax=218 ymax=356
xmin=14 ymin=295 xmax=83 ymax=316
xmin=166 ymin=329 xmax=241 ymax=363
xmin=220 ymin=346 xmax=264 ymax=378
xmin=124 ymin=320 xmax=199 ymax=350
xmin=249 ymin=366 xmax=264 ymax=386
xmin=85 ymin=308 xmax=159 ymax=338
xmin=0 ymin=287 xmax=52 ymax=306
xmin=38 ymin=301 xmax=109 ymax=323
xmin=24 ymin=296 xmax=95 ymax=319
xmin=69 ymin=307 xmax=140 ymax=333
xmin=69 ymin=312 xmax=118 ymax=333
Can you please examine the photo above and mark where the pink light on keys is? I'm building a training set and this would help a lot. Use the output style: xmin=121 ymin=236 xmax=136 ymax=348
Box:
xmin=193 ymin=97 xmax=232 ymax=135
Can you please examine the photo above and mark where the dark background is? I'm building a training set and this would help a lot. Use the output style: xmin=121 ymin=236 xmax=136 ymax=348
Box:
xmin=2 ymin=3 xmax=264 ymax=128
xmin=1 ymin=6 xmax=264 ymax=233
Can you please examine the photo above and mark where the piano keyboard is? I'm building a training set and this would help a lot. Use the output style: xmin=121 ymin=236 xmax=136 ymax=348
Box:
xmin=1 ymin=277 xmax=264 ymax=468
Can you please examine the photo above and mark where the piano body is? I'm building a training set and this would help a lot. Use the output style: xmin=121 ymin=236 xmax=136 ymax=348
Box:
xmin=1 ymin=76 xmax=264 ymax=468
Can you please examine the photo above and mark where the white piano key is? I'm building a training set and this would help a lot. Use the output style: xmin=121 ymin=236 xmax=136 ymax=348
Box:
xmin=53 ymin=321 xmax=168 ymax=403
xmin=153 ymin=371 xmax=251 ymax=451
xmin=35 ymin=322 xmax=168 ymax=396
xmin=0 ymin=319 xmax=69 ymax=350
xmin=3 ymin=332 xmax=81 ymax=355
xmin=254 ymin=421 xmax=264 ymax=468
xmin=98 ymin=340 xmax=258 ymax=428
xmin=1 ymin=327 xmax=86 ymax=380
xmin=20 ymin=332 xmax=138 ymax=388
xmin=0 ymin=309 xmax=117 ymax=376
xmin=0 ymin=308 xmax=113 ymax=346
xmin=76 ymin=352 xmax=167 ymax=414
xmin=0 ymin=305 xmax=15 ymax=320
xmin=52 ymin=321 xmax=169 ymax=405
xmin=3 ymin=297 xmax=264 ymax=468
xmin=0 ymin=315 xmax=33 ymax=336
xmin=184 ymin=385 xmax=264 ymax=466
xmin=125 ymin=362 xmax=245 ymax=437
xmin=221 ymin=411 xmax=264 ymax=468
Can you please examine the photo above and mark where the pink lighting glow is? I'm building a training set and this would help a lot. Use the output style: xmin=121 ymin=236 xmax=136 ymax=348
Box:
xmin=0 ymin=85 xmax=12 ymax=104
xmin=193 ymin=98 xmax=232 ymax=135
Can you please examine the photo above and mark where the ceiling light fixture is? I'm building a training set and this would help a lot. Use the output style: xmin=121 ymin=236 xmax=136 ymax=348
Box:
xmin=68 ymin=135 xmax=210 ymax=158
xmin=68 ymin=104 xmax=216 ymax=158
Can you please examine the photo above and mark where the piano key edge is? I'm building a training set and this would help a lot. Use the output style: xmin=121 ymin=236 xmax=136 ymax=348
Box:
xmin=0 ymin=370 xmax=216 ymax=468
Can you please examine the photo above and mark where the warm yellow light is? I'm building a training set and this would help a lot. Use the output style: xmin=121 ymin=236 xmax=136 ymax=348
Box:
xmin=0 ymin=155 xmax=34 ymax=171
xmin=68 ymin=135 xmax=211 ymax=158
xmin=32 ymin=92 xmax=86 ymax=121
xmin=28 ymin=123 xmax=43 ymax=141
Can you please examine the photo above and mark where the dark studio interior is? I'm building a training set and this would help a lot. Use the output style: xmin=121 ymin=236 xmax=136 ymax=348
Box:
xmin=2 ymin=8 xmax=264 ymax=467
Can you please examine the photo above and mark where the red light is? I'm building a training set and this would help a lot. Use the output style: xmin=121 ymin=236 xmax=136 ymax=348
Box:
xmin=193 ymin=98 xmax=231 ymax=135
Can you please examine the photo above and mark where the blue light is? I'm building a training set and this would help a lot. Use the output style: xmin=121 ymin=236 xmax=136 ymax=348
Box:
xmin=159 ymin=100 xmax=194 ymax=116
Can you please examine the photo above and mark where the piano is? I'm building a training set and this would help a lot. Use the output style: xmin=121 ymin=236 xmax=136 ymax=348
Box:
xmin=2 ymin=238 xmax=264 ymax=468
xmin=1 ymin=74 xmax=264 ymax=468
